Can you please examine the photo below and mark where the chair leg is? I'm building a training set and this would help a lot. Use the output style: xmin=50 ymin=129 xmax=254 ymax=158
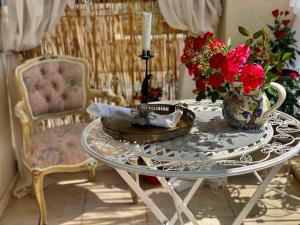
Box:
xmin=32 ymin=170 xmax=47 ymax=225
xmin=88 ymin=168 xmax=96 ymax=182
xmin=129 ymin=172 xmax=139 ymax=204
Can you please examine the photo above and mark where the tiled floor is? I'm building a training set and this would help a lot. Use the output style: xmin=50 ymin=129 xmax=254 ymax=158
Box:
xmin=1 ymin=169 xmax=300 ymax=225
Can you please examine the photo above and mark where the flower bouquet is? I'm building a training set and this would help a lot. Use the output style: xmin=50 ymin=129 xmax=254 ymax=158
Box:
xmin=181 ymin=29 xmax=287 ymax=128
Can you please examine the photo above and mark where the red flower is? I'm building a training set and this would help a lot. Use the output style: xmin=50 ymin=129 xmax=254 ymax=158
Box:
xmin=195 ymin=78 xmax=208 ymax=92
xmin=150 ymin=88 xmax=159 ymax=98
xmin=282 ymin=19 xmax=290 ymax=26
xmin=275 ymin=71 xmax=283 ymax=77
xmin=209 ymin=53 xmax=226 ymax=69
xmin=220 ymin=60 xmax=239 ymax=83
xmin=208 ymin=40 xmax=226 ymax=52
xmin=208 ymin=74 xmax=224 ymax=89
xmin=275 ymin=30 xmax=285 ymax=39
xmin=187 ymin=63 xmax=202 ymax=76
xmin=290 ymin=71 xmax=298 ymax=78
xmin=272 ymin=9 xmax=279 ymax=17
xmin=285 ymin=10 xmax=290 ymax=15
xmin=193 ymin=32 xmax=214 ymax=50
xmin=239 ymin=64 xmax=265 ymax=95
xmin=227 ymin=45 xmax=250 ymax=68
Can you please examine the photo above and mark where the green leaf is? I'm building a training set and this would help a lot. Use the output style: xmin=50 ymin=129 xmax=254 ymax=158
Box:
xmin=253 ymin=30 xmax=263 ymax=39
xmin=196 ymin=92 xmax=206 ymax=101
xmin=245 ymin=39 xmax=253 ymax=46
xmin=238 ymin=26 xmax=250 ymax=36
xmin=282 ymin=52 xmax=293 ymax=61
xmin=208 ymin=91 xmax=219 ymax=102
xmin=219 ymin=86 xmax=227 ymax=93
xmin=226 ymin=37 xmax=232 ymax=49
xmin=267 ymin=87 xmax=277 ymax=96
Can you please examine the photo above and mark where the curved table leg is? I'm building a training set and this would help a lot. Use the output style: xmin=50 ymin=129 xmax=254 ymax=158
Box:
xmin=232 ymin=164 xmax=282 ymax=225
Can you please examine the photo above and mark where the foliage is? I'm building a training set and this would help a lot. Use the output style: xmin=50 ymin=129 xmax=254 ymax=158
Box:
xmin=267 ymin=9 xmax=300 ymax=67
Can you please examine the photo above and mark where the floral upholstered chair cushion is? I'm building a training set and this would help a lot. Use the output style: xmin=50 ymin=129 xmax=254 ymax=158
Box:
xmin=27 ymin=122 xmax=89 ymax=168
xmin=21 ymin=60 xmax=86 ymax=119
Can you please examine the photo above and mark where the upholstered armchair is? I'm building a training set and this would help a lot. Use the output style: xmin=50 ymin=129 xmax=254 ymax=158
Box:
xmin=13 ymin=55 xmax=132 ymax=225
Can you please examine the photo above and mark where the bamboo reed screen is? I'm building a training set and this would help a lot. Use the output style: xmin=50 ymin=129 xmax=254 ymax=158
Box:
xmin=24 ymin=0 xmax=185 ymax=105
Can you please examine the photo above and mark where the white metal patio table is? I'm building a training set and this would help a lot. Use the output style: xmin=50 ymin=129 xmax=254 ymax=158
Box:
xmin=81 ymin=100 xmax=300 ymax=225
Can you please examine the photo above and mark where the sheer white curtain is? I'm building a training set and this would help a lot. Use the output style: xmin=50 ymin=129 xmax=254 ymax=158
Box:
xmin=290 ymin=0 xmax=300 ymax=71
xmin=158 ymin=0 xmax=222 ymax=99
xmin=0 ymin=0 xmax=74 ymax=198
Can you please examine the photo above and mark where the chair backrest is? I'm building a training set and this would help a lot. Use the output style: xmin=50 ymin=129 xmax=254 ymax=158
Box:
xmin=15 ymin=56 xmax=90 ymax=121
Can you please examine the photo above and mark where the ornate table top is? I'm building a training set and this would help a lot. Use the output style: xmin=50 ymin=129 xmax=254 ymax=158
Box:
xmin=81 ymin=100 xmax=300 ymax=178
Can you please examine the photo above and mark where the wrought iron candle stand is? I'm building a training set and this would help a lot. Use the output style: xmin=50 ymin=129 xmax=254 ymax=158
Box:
xmin=133 ymin=50 xmax=154 ymax=126
xmin=139 ymin=50 xmax=154 ymax=104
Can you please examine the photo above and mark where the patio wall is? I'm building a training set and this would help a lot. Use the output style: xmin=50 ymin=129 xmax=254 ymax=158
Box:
xmin=218 ymin=0 xmax=292 ymax=45
xmin=0 ymin=67 xmax=16 ymax=218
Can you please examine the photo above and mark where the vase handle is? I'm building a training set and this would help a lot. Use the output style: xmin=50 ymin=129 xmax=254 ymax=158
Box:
xmin=262 ymin=82 xmax=286 ymax=121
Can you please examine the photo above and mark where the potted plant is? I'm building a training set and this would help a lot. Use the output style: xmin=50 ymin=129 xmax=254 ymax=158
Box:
xmin=267 ymin=9 xmax=300 ymax=118
xmin=180 ymin=29 xmax=287 ymax=129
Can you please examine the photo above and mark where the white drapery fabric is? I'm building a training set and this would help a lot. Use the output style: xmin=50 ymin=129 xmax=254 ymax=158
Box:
xmin=0 ymin=0 xmax=74 ymax=198
xmin=158 ymin=0 xmax=222 ymax=99
xmin=290 ymin=0 xmax=300 ymax=71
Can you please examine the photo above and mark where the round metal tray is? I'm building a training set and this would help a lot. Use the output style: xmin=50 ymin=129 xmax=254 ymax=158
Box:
xmin=101 ymin=104 xmax=195 ymax=144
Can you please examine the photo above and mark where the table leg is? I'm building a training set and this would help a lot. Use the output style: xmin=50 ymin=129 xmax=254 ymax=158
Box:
xmin=232 ymin=164 xmax=283 ymax=225
xmin=115 ymin=168 xmax=169 ymax=225
xmin=143 ymin=158 xmax=202 ymax=225
xmin=169 ymin=178 xmax=204 ymax=225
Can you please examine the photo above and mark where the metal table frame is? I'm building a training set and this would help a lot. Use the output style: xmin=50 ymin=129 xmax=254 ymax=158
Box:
xmin=81 ymin=100 xmax=300 ymax=225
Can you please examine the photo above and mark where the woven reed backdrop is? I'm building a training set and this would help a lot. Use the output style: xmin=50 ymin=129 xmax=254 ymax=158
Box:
xmin=23 ymin=0 xmax=185 ymax=105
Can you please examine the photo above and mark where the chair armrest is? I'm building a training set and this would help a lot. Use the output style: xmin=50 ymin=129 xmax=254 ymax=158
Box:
xmin=15 ymin=101 xmax=29 ymax=124
xmin=89 ymin=88 xmax=116 ymax=99
xmin=15 ymin=101 xmax=31 ymax=158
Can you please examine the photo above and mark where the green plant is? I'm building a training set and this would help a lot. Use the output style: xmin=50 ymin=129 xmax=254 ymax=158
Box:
xmin=268 ymin=9 xmax=300 ymax=67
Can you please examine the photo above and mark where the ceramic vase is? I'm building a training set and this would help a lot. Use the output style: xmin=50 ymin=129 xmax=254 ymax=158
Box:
xmin=222 ymin=82 xmax=286 ymax=129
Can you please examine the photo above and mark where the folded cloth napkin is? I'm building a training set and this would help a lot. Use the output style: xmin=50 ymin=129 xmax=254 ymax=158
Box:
xmin=87 ymin=103 xmax=183 ymax=128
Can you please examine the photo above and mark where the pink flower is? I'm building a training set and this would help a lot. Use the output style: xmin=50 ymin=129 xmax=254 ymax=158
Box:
xmin=239 ymin=64 xmax=265 ymax=95
xmin=220 ymin=60 xmax=239 ymax=83
xmin=285 ymin=10 xmax=290 ymax=15
xmin=227 ymin=45 xmax=250 ymax=68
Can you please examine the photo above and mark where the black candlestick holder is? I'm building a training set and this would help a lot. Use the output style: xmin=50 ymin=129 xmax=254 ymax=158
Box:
xmin=139 ymin=50 xmax=154 ymax=104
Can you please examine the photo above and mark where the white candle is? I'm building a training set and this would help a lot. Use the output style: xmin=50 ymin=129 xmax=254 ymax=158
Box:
xmin=142 ymin=12 xmax=152 ymax=52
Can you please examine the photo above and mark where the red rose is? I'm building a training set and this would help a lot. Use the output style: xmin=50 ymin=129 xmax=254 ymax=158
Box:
xmin=208 ymin=74 xmax=224 ymax=89
xmin=290 ymin=71 xmax=298 ymax=78
xmin=272 ymin=9 xmax=279 ymax=17
xmin=209 ymin=53 xmax=226 ymax=69
xmin=239 ymin=64 xmax=265 ymax=95
xmin=285 ymin=10 xmax=290 ymax=15
xmin=282 ymin=19 xmax=290 ymax=26
xmin=275 ymin=30 xmax=285 ymax=39
xmin=195 ymin=78 xmax=208 ymax=92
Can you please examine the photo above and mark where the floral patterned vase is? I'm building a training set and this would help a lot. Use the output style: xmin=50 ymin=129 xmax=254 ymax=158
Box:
xmin=222 ymin=82 xmax=286 ymax=129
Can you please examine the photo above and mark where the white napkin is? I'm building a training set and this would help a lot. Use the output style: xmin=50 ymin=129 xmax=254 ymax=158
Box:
xmin=87 ymin=103 xmax=183 ymax=128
